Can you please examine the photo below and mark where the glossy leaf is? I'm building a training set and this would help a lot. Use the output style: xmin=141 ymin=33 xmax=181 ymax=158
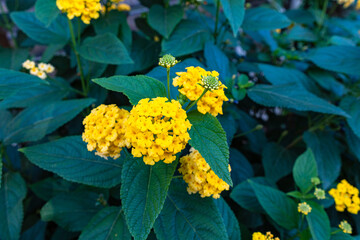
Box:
xmin=147 ymin=5 xmax=183 ymax=38
xmin=242 ymin=8 xmax=291 ymax=31
xmin=293 ymin=149 xmax=318 ymax=193
xmin=214 ymin=197 xmax=241 ymax=240
xmin=35 ymin=0 xmax=59 ymax=26
xmin=219 ymin=0 xmax=245 ymax=36
xmin=306 ymin=202 xmax=331 ymax=240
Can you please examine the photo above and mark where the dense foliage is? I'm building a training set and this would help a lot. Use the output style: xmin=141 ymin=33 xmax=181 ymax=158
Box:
xmin=1 ymin=0 xmax=360 ymax=239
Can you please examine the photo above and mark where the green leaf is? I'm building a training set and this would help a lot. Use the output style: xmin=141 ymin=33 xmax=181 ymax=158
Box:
xmin=0 ymin=48 xmax=29 ymax=70
xmin=248 ymin=83 xmax=349 ymax=117
xmin=30 ymin=177 xmax=75 ymax=201
xmin=341 ymin=96 xmax=360 ymax=139
xmin=307 ymin=69 xmax=347 ymax=97
xmin=287 ymin=25 xmax=317 ymax=42
xmin=219 ymin=0 xmax=245 ymax=36
xmin=162 ymin=20 xmax=211 ymax=57
xmin=79 ymin=33 xmax=133 ymax=65
xmin=79 ymin=207 xmax=131 ymax=240
xmin=229 ymin=148 xmax=253 ymax=187
xmin=4 ymin=99 xmax=93 ymax=145
xmin=93 ymin=75 xmax=166 ymax=105
xmin=214 ymin=197 xmax=241 ymax=240
xmin=204 ymin=42 xmax=231 ymax=83
xmin=0 ymin=68 xmax=45 ymax=99
xmin=262 ymin=142 xmax=296 ymax=183
xmin=121 ymin=156 xmax=177 ymax=240
xmin=0 ymin=110 xmax=12 ymax=142
xmin=306 ymin=46 xmax=360 ymax=76
xmin=147 ymin=5 xmax=183 ymax=38
xmin=6 ymin=0 xmax=35 ymax=11
xmin=10 ymin=12 xmax=70 ymax=44
xmin=187 ymin=111 xmax=232 ymax=186
xmin=303 ymin=131 xmax=341 ymax=189
xmin=306 ymin=202 xmax=331 ymax=240
xmin=345 ymin=127 xmax=360 ymax=162
xmin=242 ymin=7 xmax=291 ymax=31
xmin=154 ymin=179 xmax=228 ymax=240
xmin=293 ymin=149 xmax=318 ymax=193
xmin=331 ymin=231 xmax=354 ymax=240
xmin=249 ymin=180 xmax=298 ymax=230
xmin=20 ymin=136 xmax=124 ymax=188
xmin=0 ymin=172 xmax=27 ymax=240
xmin=20 ymin=220 xmax=47 ymax=240
xmin=40 ymin=190 xmax=104 ymax=232
xmin=93 ymin=11 xmax=126 ymax=36
xmin=35 ymin=0 xmax=59 ymax=26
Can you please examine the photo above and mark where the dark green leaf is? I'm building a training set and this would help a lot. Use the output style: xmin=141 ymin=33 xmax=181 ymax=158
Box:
xmin=20 ymin=136 xmax=124 ymax=188
xmin=303 ymin=131 xmax=341 ymax=189
xmin=219 ymin=0 xmax=245 ymax=36
xmin=20 ymin=221 xmax=47 ymax=240
xmin=0 ymin=110 xmax=12 ymax=141
xmin=30 ymin=178 xmax=75 ymax=201
xmin=248 ymin=84 xmax=349 ymax=117
xmin=229 ymin=148 xmax=253 ymax=187
xmin=214 ymin=197 xmax=241 ymax=240
xmin=93 ymin=75 xmax=166 ymax=105
xmin=287 ymin=25 xmax=317 ymax=42
xmin=204 ymin=42 xmax=231 ymax=83
xmin=331 ymin=231 xmax=354 ymax=240
xmin=262 ymin=142 xmax=296 ymax=182
xmin=293 ymin=149 xmax=318 ymax=193
xmin=79 ymin=207 xmax=131 ymax=240
xmin=188 ymin=111 xmax=232 ymax=186
xmin=249 ymin=180 xmax=298 ymax=230
xmin=6 ymin=0 xmax=35 ymax=11
xmin=345 ymin=127 xmax=360 ymax=162
xmin=306 ymin=201 xmax=331 ymax=240
xmin=40 ymin=190 xmax=104 ymax=232
xmin=35 ymin=0 xmax=59 ymax=26
xmin=0 ymin=172 xmax=27 ymax=240
xmin=79 ymin=33 xmax=133 ymax=65
xmin=242 ymin=8 xmax=291 ymax=31
xmin=162 ymin=20 xmax=211 ymax=57
xmin=4 ymin=99 xmax=93 ymax=144
xmin=154 ymin=179 xmax=228 ymax=240
xmin=308 ymin=69 xmax=347 ymax=97
xmin=93 ymin=11 xmax=126 ymax=36
xmin=306 ymin=46 xmax=360 ymax=76
xmin=10 ymin=12 xmax=70 ymax=44
xmin=341 ymin=96 xmax=360 ymax=139
xmin=148 ymin=5 xmax=183 ymax=38
xmin=0 ymin=48 xmax=29 ymax=70
xmin=121 ymin=156 xmax=177 ymax=240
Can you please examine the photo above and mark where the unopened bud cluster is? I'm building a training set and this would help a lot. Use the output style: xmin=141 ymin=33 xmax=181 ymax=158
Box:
xmin=159 ymin=54 xmax=179 ymax=68
xmin=201 ymin=75 xmax=220 ymax=90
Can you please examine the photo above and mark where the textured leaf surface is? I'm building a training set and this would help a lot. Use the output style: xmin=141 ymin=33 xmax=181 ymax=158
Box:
xmin=249 ymin=181 xmax=298 ymax=230
xmin=248 ymin=84 xmax=348 ymax=117
xmin=220 ymin=0 xmax=245 ymax=36
xmin=0 ymin=173 xmax=27 ymax=240
xmin=341 ymin=96 xmax=360 ymax=138
xmin=79 ymin=33 xmax=133 ymax=65
xmin=121 ymin=156 xmax=177 ymax=240
xmin=154 ymin=179 xmax=228 ymax=240
xmin=162 ymin=20 xmax=211 ymax=57
xmin=303 ymin=131 xmax=341 ymax=189
xmin=188 ymin=111 xmax=232 ymax=186
xmin=35 ymin=0 xmax=59 ymax=26
xmin=21 ymin=136 xmax=123 ymax=188
xmin=4 ymin=99 xmax=93 ymax=144
xmin=204 ymin=42 xmax=231 ymax=83
xmin=10 ymin=12 xmax=69 ymax=44
xmin=214 ymin=197 xmax=241 ymax=240
xmin=40 ymin=190 xmax=104 ymax=232
xmin=93 ymin=75 xmax=166 ymax=105
xmin=293 ymin=149 xmax=318 ymax=193
xmin=0 ymin=110 xmax=12 ymax=142
xmin=79 ymin=207 xmax=131 ymax=240
xmin=147 ymin=5 xmax=183 ymax=38
xmin=243 ymin=7 xmax=291 ymax=31
xmin=306 ymin=202 xmax=331 ymax=240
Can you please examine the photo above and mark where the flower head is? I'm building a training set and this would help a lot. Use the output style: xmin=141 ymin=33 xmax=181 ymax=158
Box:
xmin=178 ymin=148 xmax=230 ymax=198
xmin=201 ymin=75 xmax=220 ymax=90
xmin=22 ymin=60 xmax=35 ymax=70
xmin=314 ymin=188 xmax=326 ymax=200
xmin=298 ymin=202 xmax=312 ymax=215
xmin=173 ymin=67 xmax=228 ymax=116
xmin=125 ymin=97 xmax=191 ymax=165
xmin=329 ymin=179 xmax=360 ymax=214
xmin=339 ymin=220 xmax=352 ymax=234
xmin=159 ymin=54 xmax=179 ymax=68
xmin=22 ymin=60 xmax=55 ymax=80
xmin=337 ymin=0 xmax=355 ymax=8
xmin=56 ymin=0 xmax=102 ymax=24
xmin=82 ymin=104 xmax=130 ymax=159
xmin=252 ymin=232 xmax=280 ymax=240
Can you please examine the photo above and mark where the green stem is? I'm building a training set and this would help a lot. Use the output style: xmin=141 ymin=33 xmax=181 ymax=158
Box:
xmin=213 ymin=0 xmax=220 ymax=44
xmin=234 ymin=125 xmax=263 ymax=139
xmin=167 ymin=68 xmax=171 ymax=100
xmin=68 ymin=18 xmax=87 ymax=96
xmin=318 ymin=0 xmax=329 ymax=29
xmin=331 ymin=229 xmax=342 ymax=235
xmin=185 ymin=89 xmax=209 ymax=111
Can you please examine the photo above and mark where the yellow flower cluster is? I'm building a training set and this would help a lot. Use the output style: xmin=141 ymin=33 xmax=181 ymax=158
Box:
xmin=173 ymin=67 xmax=228 ymax=116
xmin=101 ymin=0 xmax=131 ymax=13
xmin=125 ymin=97 xmax=191 ymax=165
xmin=329 ymin=179 xmax=360 ymax=214
xmin=252 ymin=232 xmax=280 ymax=240
xmin=337 ymin=0 xmax=354 ymax=8
xmin=339 ymin=220 xmax=352 ymax=234
xmin=56 ymin=0 xmax=102 ymax=24
xmin=178 ymin=148 xmax=230 ymax=199
xmin=82 ymin=104 xmax=130 ymax=159
xmin=22 ymin=60 xmax=54 ymax=80
xmin=298 ymin=202 xmax=312 ymax=215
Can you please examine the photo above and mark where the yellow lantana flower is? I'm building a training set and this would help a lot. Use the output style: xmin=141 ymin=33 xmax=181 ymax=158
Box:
xmin=337 ymin=0 xmax=355 ymax=8
xmin=173 ymin=66 xmax=228 ymax=116
xmin=178 ymin=148 xmax=230 ymax=199
xmin=82 ymin=104 xmax=130 ymax=159
xmin=56 ymin=0 xmax=102 ymax=24
xmin=125 ymin=97 xmax=191 ymax=165
xmin=252 ymin=231 xmax=280 ymax=240
xmin=298 ymin=202 xmax=312 ymax=215
xmin=339 ymin=220 xmax=352 ymax=234
xmin=329 ymin=179 xmax=360 ymax=214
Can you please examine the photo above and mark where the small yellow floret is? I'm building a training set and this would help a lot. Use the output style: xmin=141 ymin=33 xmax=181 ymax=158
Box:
xmin=82 ymin=104 xmax=130 ymax=159
xmin=22 ymin=60 xmax=35 ymax=70
xmin=125 ymin=97 xmax=191 ymax=165
xmin=329 ymin=179 xmax=360 ymax=214
xmin=337 ymin=0 xmax=355 ymax=8
xmin=178 ymin=148 xmax=230 ymax=199
xmin=252 ymin=231 xmax=280 ymax=240
xmin=56 ymin=0 xmax=102 ymax=24
xmin=173 ymin=66 xmax=228 ymax=116
xmin=298 ymin=202 xmax=312 ymax=215
xmin=37 ymin=71 xmax=47 ymax=80
xmin=339 ymin=220 xmax=352 ymax=234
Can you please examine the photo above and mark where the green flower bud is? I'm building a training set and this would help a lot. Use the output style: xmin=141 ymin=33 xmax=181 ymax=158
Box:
xmin=339 ymin=220 xmax=352 ymax=234
xmin=159 ymin=54 xmax=179 ymax=68
xmin=311 ymin=177 xmax=321 ymax=186
xmin=201 ymin=75 xmax=220 ymax=91
xmin=314 ymin=188 xmax=326 ymax=200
